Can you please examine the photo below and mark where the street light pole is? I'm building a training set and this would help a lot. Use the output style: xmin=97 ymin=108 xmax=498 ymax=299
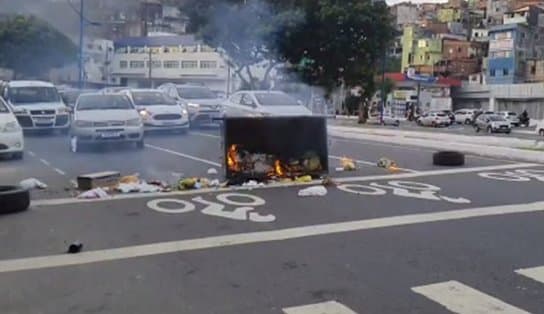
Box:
xmin=148 ymin=48 xmax=153 ymax=88
xmin=380 ymin=47 xmax=387 ymax=123
xmin=78 ymin=0 xmax=85 ymax=89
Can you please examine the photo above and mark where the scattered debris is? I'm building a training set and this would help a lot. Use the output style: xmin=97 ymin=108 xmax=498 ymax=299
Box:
xmin=340 ymin=157 xmax=357 ymax=171
xmin=77 ymin=171 xmax=120 ymax=191
xmin=377 ymin=157 xmax=398 ymax=170
xmin=335 ymin=167 xmax=345 ymax=172
xmin=178 ymin=178 xmax=197 ymax=190
xmin=298 ymin=186 xmax=328 ymax=197
xmin=207 ymin=168 xmax=219 ymax=175
xmin=119 ymin=174 xmax=140 ymax=184
xmin=19 ymin=178 xmax=47 ymax=190
xmin=77 ymin=187 xmax=110 ymax=199
xmin=67 ymin=241 xmax=83 ymax=254
xmin=295 ymin=175 xmax=313 ymax=183
xmin=321 ymin=177 xmax=337 ymax=187
xmin=242 ymin=180 xmax=265 ymax=187
xmin=115 ymin=182 xmax=162 ymax=194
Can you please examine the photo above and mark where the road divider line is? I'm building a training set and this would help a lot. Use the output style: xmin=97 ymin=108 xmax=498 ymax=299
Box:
xmin=30 ymin=162 xmax=541 ymax=207
xmin=329 ymin=155 xmax=419 ymax=173
xmin=54 ymin=168 xmax=66 ymax=176
xmin=145 ymin=143 xmax=221 ymax=167
xmin=4 ymin=200 xmax=544 ymax=273
xmin=516 ymin=266 xmax=544 ymax=285
xmin=283 ymin=301 xmax=358 ymax=314
xmin=39 ymin=159 xmax=51 ymax=166
xmin=191 ymin=132 xmax=220 ymax=139
xmin=412 ymin=280 xmax=530 ymax=313
xmin=28 ymin=151 xmax=36 ymax=157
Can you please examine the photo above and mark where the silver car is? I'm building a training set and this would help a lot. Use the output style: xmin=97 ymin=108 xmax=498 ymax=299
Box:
xmin=223 ymin=90 xmax=313 ymax=117
xmin=498 ymin=111 xmax=520 ymax=127
xmin=474 ymin=114 xmax=511 ymax=134
xmin=70 ymin=93 xmax=144 ymax=152
xmin=417 ymin=111 xmax=451 ymax=127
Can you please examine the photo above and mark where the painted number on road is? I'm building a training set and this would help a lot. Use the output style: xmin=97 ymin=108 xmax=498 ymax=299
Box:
xmin=337 ymin=180 xmax=470 ymax=204
xmin=147 ymin=193 xmax=276 ymax=223
xmin=478 ymin=169 xmax=544 ymax=182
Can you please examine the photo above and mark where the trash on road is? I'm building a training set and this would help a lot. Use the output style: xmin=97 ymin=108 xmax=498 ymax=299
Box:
xmin=115 ymin=182 xmax=162 ymax=194
xmin=377 ymin=157 xmax=399 ymax=171
xmin=19 ymin=178 xmax=47 ymax=190
xmin=77 ymin=171 xmax=120 ymax=191
xmin=321 ymin=177 xmax=337 ymax=187
xmin=178 ymin=178 xmax=197 ymax=190
xmin=207 ymin=168 xmax=218 ymax=175
xmin=67 ymin=241 xmax=83 ymax=254
xmin=77 ymin=187 xmax=110 ymax=199
xmin=242 ymin=180 xmax=265 ymax=187
xmin=340 ymin=157 xmax=357 ymax=171
xmin=295 ymin=175 xmax=313 ymax=183
xmin=119 ymin=174 xmax=140 ymax=184
xmin=298 ymin=186 xmax=327 ymax=197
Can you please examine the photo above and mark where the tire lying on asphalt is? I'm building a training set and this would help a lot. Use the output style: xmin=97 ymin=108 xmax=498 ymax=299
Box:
xmin=0 ymin=186 xmax=30 ymax=214
xmin=433 ymin=151 xmax=465 ymax=166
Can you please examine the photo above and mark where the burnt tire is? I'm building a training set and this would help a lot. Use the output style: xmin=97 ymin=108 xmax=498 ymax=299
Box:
xmin=433 ymin=151 xmax=465 ymax=167
xmin=0 ymin=186 xmax=30 ymax=214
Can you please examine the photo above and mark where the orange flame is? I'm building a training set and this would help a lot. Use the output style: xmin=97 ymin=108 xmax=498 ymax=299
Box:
xmin=274 ymin=160 xmax=284 ymax=177
xmin=340 ymin=157 xmax=356 ymax=171
xmin=227 ymin=144 xmax=240 ymax=171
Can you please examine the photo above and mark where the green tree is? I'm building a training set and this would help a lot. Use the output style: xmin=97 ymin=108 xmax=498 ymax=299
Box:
xmin=0 ymin=15 xmax=77 ymax=79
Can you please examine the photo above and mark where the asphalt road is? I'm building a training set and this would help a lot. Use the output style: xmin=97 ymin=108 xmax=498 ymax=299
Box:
xmin=1 ymin=123 xmax=544 ymax=314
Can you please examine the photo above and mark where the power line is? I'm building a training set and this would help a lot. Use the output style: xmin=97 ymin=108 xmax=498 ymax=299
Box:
xmin=65 ymin=0 xmax=97 ymax=26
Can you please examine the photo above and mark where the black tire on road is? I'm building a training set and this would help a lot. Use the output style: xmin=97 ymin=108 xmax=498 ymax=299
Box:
xmin=539 ymin=129 xmax=544 ymax=136
xmin=0 ymin=186 xmax=30 ymax=215
xmin=433 ymin=151 xmax=465 ymax=166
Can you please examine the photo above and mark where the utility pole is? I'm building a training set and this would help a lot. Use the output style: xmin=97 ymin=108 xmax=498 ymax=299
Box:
xmin=380 ymin=48 xmax=387 ymax=123
xmin=148 ymin=48 xmax=153 ymax=88
xmin=78 ymin=0 xmax=85 ymax=89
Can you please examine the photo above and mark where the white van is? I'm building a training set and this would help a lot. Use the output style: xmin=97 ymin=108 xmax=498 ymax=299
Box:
xmin=1 ymin=81 xmax=70 ymax=131
xmin=0 ymin=97 xmax=24 ymax=159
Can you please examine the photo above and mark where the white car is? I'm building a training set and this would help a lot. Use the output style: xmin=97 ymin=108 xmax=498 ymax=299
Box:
xmin=70 ymin=93 xmax=144 ymax=152
xmin=0 ymin=97 xmax=24 ymax=159
xmin=536 ymin=121 xmax=544 ymax=136
xmin=0 ymin=80 xmax=70 ymax=132
xmin=123 ymin=89 xmax=190 ymax=132
xmin=367 ymin=112 xmax=400 ymax=126
xmin=223 ymin=90 xmax=312 ymax=117
xmin=498 ymin=111 xmax=520 ymax=127
xmin=417 ymin=112 xmax=451 ymax=127
xmin=474 ymin=114 xmax=511 ymax=134
xmin=454 ymin=109 xmax=477 ymax=124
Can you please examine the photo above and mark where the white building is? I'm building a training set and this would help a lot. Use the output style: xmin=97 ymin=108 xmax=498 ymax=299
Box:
xmin=111 ymin=35 xmax=229 ymax=92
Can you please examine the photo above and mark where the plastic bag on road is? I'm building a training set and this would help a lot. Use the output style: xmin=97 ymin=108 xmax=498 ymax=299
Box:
xmin=19 ymin=178 xmax=48 ymax=190
xmin=207 ymin=168 xmax=218 ymax=175
xmin=116 ymin=182 xmax=162 ymax=194
xmin=77 ymin=187 xmax=110 ymax=199
xmin=298 ymin=186 xmax=327 ymax=197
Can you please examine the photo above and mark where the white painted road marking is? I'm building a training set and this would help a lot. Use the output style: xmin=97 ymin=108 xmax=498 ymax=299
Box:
xmin=412 ymin=280 xmax=530 ymax=314
xmin=30 ymin=162 xmax=541 ymax=207
xmin=329 ymin=154 xmax=419 ymax=173
xmin=145 ymin=143 xmax=221 ymax=167
xmin=28 ymin=151 xmax=36 ymax=157
xmin=2 ymin=200 xmax=544 ymax=273
xmin=516 ymin=266 xmax=544 ymax=285
xmin=39 ymin=158 xmax=51 ymax=166
xmin=191 ymin=131 xmax=220 ymax=139
xmin=283 ymin=301 xmax=358 ymax=314
xmin=54 ymin=168 xmax=66 ymax=176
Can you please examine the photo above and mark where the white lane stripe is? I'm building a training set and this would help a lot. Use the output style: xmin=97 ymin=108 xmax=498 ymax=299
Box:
xmin=39 ymin=159 xmax=51 ymax=166
xmin=191 ymin=131 xmax=220 ymax=139
xmin=3 ymin=201 xmax=544 ymax=273
xmin=516 ymin=266 xmax=544 ymax=284
xmin=329 ymin=154 xmax=419 ymax=173
xmin=30 ymin=162 xmax=540 ymax=207
xmin=145 ymin=143 xmax=221 ymax=167
xmin=283 ymin=301 xmax=358 ymax=314
xmin=28 ymin=151 xmax=36 ymax=157
xmin=54 ymin=168 xmax=66 ymax=176
xmin=412 ymin=280 xmax=530 ymax=314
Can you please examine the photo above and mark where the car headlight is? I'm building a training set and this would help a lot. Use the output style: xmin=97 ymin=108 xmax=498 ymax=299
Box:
xmin=57 ymin=107 xmax=70 ymax=114
xmin=188 ymin=103 xmax=200 ymax=108
xmin=126 ymin=118 xmax=143 ymax=126
xmin=74 ymin=120 xmax=93 ymax=127
xmin=182 ymin=109 xmax=188 ymax=115
xmin=12 ymin=108 xmax=27 ymax=115
xmin=2 ymin=121 xmax=21 ymax=133
xmin=139 ymin=109 xmax=151 ymax=119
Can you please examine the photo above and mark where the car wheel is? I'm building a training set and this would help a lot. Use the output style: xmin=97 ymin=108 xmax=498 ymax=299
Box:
xmin=12 ymin=152 xmax=23 ymax=160
xmin=136 ymin=140 xmax=145 ymax=149
xmin=0 ymin=186 xmax=30 ymax=215
xmin=465 ymin=119 xmax=471 ymax=125
xmin=487 ymin=126 xmax=493 ymax=133
xmin=433 ymin=151 xmax=465 ymax=166
xmin=506 ymin=130 xmax=511 ymax=134
xmin=539 ymin=129 xmax=544 ymax=136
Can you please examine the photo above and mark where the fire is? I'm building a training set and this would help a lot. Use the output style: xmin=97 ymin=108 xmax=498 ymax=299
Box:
xmin=274 ymin=160 xmax=284 ymax=177
xmin=340 ymin=157 xmax=356 ymax=171
xmin=227 ymin=144 xmax=240 ymax=171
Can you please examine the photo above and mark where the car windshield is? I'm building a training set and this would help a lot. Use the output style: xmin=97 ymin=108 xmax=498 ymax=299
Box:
xmin=434 ymin=113 xmax=446 ymax=117
xmin=507 ymin=112 xmax=517 ymax=116
xmin=488 ymin=115 xmax=506 ymax=121
xmin=255 ymin=93 xmax=299 ymax=106
xmin=132 ymin=91 xmax=176 ymax=106
xmin=77 ymin=94 xmax=134 ymax=110
xmin=176 ymin=87 xmax=216 ymax=99
xmin=7 ymin=86 xmax=60 ymax=104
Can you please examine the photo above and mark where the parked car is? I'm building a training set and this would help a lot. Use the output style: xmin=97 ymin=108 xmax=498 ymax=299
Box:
xmin=223 ymin=90 xmax=313 ymax=117
xmin=536 ymin=121 xmax=544 ymax=136
xmin=416 ymin=111 xmax=451 ymax=127
xmin=123 ymin=89 xmax=190 ymax=133
xmin=498 ymin=111 xmax=520 ymax=127
xmin=157 ymin=83 xmax=223 ymax=126
xmin=454 ymin=109 xmax=477 ymax=124
xmin=367 ymin=112 xmax=400 ymax=126
xmin=70 ymin=93 xmax=144 ymax=152
xmin=440 ymin=110 xmax=455 ymax=124
xmin=0 ymin=80 xmax=70 ymax=132
xmin=474 ymin=114 xmax=511 ymax=134
xmin=0 ymin=96 xmax=23 ymax=159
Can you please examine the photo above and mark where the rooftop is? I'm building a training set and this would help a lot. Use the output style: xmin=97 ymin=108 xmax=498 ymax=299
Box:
xmin=6 ymin=80 xmax=55 ymax=88
xmin=114 ymin=35 xmax=200 ymax=48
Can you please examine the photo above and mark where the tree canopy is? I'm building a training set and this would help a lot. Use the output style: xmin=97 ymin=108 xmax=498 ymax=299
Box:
xmin=0 ymin=15 xmax=77 ymax=79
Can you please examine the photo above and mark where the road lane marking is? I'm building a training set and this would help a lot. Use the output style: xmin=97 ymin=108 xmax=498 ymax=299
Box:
xmin=28 ymin=151 xmax=36 ymax=157
xmin=191 ymin=131 xmax=220 ymax=139
xmin=39 ymin=159 xmax=51 ymax=166
xmin=516 ymin=266 xmax=544 ymax=284
xmin=412 ymin=280 xmax=530 ymax=314
xmin=145 ymin=143 xmax=221 ymax=167
xmin=30 ymin=162 xmax=541 ymax=207
xmin=54 ymin=168 xmax=66 ymax=176
xmin=283 ymin=301 xmax=358 ymax=314
xmin=329 ymin=155 xmax=419 ymax=173
xmin=3 ymin=200 xmax=544 ymax=273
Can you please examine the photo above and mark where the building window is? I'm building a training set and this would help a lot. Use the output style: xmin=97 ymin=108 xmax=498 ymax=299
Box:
xmin=530 ymin=65 xmax=536 ymax=75
xmin=490 ymin=69 xmax=496 ymax=76
xmin=503 ymin=68 xmax=509 ymax=76
xmin=181 ymin=60 xmax=198 ymax=68
xmin=120 ymin=61 xmax=128 ymax=69
xmin=163 ymin=60 xmax=180 ymax=68
xmin=200 ymin=61 xmax=217 ymax=68
xmin=129 ymin=61 xmax=145 ymax=68
xmin=147 ymin=60 xmax=162 ymax=68
xmin=506 ymin=31 xmax=512 ymax=39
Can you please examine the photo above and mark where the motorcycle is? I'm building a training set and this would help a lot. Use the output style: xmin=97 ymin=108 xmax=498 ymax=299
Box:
xmin=519 ymin=114 xmax=530 ymax=127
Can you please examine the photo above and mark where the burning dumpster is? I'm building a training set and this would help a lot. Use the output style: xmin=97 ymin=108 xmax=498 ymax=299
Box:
xmin=223 ymin=116 xmax=329 ymax=183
